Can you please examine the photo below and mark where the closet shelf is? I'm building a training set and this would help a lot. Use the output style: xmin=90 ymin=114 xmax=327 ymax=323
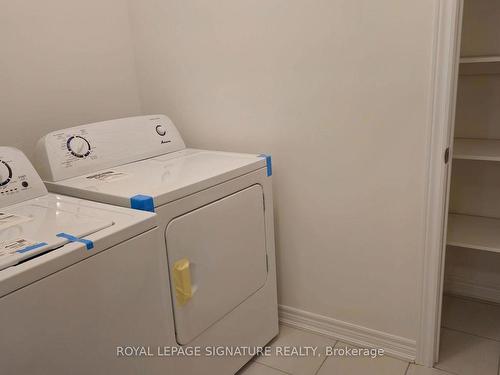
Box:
xmin=447 ymin=214 xmax=500 ymax=254
xmin=453 ymin=138 xmax=500 ymax=162
xmin=459 ymin=56 xmax=500 ymax=75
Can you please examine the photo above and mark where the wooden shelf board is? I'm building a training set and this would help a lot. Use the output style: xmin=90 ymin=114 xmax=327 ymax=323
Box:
xmin=447 ymin=214 xmax=500 ymax=254
xmin=453 ymin=138 xmax=500 ymax=162
xmin=460 ymin=56 xmax=500 ymax=64
xmin=459 ymin=56 xmax=500 ymax=75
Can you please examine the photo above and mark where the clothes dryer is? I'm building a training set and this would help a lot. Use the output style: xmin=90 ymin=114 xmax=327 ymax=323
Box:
xmin=35 ymin=115 xmax=279 ymax=374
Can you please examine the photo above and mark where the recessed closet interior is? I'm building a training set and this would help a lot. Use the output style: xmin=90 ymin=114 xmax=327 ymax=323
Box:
xmin=439 ymin=0 xmax=500 ymax=368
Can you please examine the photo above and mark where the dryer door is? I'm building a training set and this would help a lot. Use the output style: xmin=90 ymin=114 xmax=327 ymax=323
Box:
xmin=166 ymin=184 xmax=268 ymax=345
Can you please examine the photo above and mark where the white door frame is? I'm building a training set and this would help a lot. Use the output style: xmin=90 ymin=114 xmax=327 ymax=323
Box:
xmin=416 ymin=0 xmax=463 ymax=367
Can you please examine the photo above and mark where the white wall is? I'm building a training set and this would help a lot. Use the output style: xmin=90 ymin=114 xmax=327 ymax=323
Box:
xmin=0 ymin=0 xmax=141 ymax=156
xmin=129 ymin=0 xmax=437 ymax=346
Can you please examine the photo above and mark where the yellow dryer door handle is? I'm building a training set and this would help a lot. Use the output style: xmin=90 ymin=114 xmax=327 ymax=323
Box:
xmin=173 ymin=258 xmax=193 ymax=305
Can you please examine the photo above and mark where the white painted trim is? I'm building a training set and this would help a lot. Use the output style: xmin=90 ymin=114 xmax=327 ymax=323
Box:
xmin=417 ymin=0 xmax=463 ymax=367
xmin=444 ymin=276 xmax=500 ymax=304
xmin=279 ymin=305 xmax=416 ymax=362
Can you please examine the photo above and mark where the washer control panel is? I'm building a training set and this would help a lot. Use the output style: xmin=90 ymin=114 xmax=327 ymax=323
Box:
xmin=0 ymin=147 xmax=48 ymax=209
xmin=0 ymin=160 xmax=13 ymax=187
xmin=34 ymin=114 xmax=186 ymax=182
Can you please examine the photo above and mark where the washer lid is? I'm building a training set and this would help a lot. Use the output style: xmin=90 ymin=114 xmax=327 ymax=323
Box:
xmin=44 ymin=149 xmax=267 ymax=209
xmin=0 ymin=200 xmax=113 ymax=271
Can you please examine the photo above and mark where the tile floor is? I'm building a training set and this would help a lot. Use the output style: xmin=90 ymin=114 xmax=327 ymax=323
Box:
xmin=237 ymin=295 xmax=500 ymax=375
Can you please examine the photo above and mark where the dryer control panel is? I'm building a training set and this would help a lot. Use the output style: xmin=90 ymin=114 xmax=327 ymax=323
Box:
xmin=0 ymin=147 xmax=48 ymax=209
xmin=34 ymin=115 xmax=186 ymax=182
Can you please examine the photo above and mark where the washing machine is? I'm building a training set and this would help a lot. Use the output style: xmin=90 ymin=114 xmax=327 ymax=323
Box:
xmin=0 ymin=147 xmax=179 ymax=375
xmin=34 ymin=115 xmax=279 ymax=374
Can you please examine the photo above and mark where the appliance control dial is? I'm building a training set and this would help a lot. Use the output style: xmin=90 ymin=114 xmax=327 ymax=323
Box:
xmin=0 ymin=160 xmax=13 ymax=187
xmin=156 ymin=124 xmax=167 ymax=136
xmin=67 ymin=136 xmax=91 ymax=158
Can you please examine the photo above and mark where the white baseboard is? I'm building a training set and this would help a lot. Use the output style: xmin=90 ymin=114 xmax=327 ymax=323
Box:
xmin=278 ymin=305 xmax=416 ymax=361
xmin=444 ymin=276 xmax=500 ymax=304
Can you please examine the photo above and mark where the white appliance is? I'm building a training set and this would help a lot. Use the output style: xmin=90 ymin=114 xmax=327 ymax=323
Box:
xmin=34 ymin=115 xmax=279 ymax=374
xmin=0 ymin=147 xmax=177 ymax=375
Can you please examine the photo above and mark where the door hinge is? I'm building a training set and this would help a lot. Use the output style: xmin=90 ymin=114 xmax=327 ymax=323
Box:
xmin=444 ymin=147 xmax=450 ymax=164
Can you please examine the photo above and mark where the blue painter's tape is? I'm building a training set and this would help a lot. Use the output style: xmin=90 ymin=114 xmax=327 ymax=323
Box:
xmin=130 ymin=194 xmax=155 ymax=212
xmin=259 ymin=154 xmax=272 ymax=176
xmin=57 ymin=233 xmax=94 ymax=250
xmin=16 ymin=242 xmax=48 ymax=254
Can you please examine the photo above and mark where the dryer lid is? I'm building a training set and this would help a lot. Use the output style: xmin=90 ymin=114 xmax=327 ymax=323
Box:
xmin=44 ymin=149 xmax=267 ymax=209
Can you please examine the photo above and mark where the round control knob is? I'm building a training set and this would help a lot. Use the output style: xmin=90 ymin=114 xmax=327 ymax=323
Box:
xmin=0 ymin=160 xmax=13 ymax=187
xmin=67 ymin=136 xmax=91 ymax=158
xmin=155 ymin=124 xmax=167 ymax=136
